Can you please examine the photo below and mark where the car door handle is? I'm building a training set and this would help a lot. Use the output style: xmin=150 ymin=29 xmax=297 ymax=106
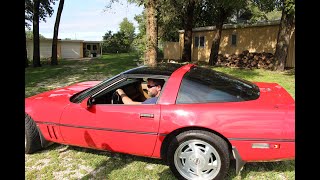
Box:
xmin=140 ymin=113 xmax=154 ymax=118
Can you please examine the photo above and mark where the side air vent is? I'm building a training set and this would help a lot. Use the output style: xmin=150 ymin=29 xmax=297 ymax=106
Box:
xmin=46 ymin=126 xmax=52 ymax=138
xmin=46 ymin=126 xmax=58 ymax=140
xmin=51 ymin=126 xmax=58 ymax=139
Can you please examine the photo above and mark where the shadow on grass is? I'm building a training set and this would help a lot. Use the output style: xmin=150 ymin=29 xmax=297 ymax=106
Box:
xmin=62 ymin=145 xmax=167 ymax=180
xmin=158 ymin=168 xmax=177 ymax=180
xmin=34 ymin=144 xmax=294 ymax=180
xmin=238 ymin=161 xmax=295 ymax=179
xmin=283 ymin=68 xmax=295 ymax=76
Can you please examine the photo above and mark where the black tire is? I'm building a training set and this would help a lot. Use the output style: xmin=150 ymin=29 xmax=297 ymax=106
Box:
xmin=25 ymin=114 xmax=42 ymax=154
xmin=167 ymin=130 xmax=230 ymax=180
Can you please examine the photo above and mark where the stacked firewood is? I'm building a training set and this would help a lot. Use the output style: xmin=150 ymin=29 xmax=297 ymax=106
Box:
xmin=216 ymin=50 xmax=275 ymax=70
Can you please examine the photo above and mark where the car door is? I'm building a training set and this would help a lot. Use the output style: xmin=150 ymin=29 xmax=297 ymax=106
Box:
xmin=59 ymin=76 xmax=161 ymax=157
xmin=93 ymin=104 xmax=160 ymax=156
xmin=59 ymin=102 xmax=160 ymax=157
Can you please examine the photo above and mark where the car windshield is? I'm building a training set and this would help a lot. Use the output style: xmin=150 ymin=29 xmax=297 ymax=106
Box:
xmin=70 ymin=74 xmax=123 ymax=103
xmin=70 ymin=66 xmax=148 ymax=103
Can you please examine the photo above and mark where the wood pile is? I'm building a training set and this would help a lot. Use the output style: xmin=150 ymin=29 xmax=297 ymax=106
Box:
xmin=216 ymin=50 xmax=275 ymax=70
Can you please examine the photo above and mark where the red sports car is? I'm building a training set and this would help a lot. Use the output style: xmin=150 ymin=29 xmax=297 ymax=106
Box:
xmin=25 ymin=63 xmax=295 ymax=180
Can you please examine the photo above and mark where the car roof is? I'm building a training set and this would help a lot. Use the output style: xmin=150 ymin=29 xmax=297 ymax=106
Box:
xmin=123 ymin=63 xmax=185 ymax=76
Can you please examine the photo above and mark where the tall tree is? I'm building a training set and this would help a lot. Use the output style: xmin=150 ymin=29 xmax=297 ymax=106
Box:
xmin=32 ymin=0 xmax=41 ymax=67
xmin=273 ymin=0 xmax=294 ymax=71
xmin=25 ymin=31 xmax=29 ymax=68
xmin=159 ymin=0 xmax=204 ymax=62
xmin=25 ymin=30 xmax=46 ymax=68
xmin=51 ymin=0 xmax=64 ymax=65
xmin=145 ymin=0 xmax=157 ymax=66
xmin=272 ymin=0 xmax=294 ymax=71
xmin=253 ymin=0 xmax=295 ymax=71
xmin=25 ymin=0 xmax=33 ymax=68
xmin=25 ymin=0 xmax=55 ymax=28
xmin=207 ymin=0 xmax=247 ymax=66
xmin=25 ymin=0 xmax=56 ymax=67
xmin=181 ymin=0 xmax=196 ymax=62
xmin=105 ymin=0 xmax=158 ymax=66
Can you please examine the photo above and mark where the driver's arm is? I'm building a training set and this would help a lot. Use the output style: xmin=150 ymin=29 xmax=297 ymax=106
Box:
xmin=116 ymin=89 xmax=142 ymax=105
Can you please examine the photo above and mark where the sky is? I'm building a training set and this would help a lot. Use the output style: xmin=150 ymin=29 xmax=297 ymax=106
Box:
xmin=37 ymin=0 xmax=144 ymax=41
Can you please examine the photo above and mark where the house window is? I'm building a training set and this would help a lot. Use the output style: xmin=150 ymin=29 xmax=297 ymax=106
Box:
xmin=194 ymin=36 xmax=205 ymax=48
xmin=87 ymin=45 xmax=91 ymax=50
xmin=231 ymin=34 xmax=237 ymax=46
xmin=93 ymin=45 xmax=97 ymax=50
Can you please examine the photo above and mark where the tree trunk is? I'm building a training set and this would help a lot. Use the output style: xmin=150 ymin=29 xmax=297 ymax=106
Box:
xmin=181 ymin=0 xmax=195 ymax=62
xmin=25 ymin=31 xmax=29 ymax=68
xmin=51 ymin=0 xmax=64 ymax=65
xmin=209 ymin=8 xmax=228 ymax=66
xmin=143 ymin=8 xmax=149 ymax=65
xmin=209 ymin=11 xmax=226 ymax=66
xmin=273 ymin=5 xmax=295 ymax=71
xmin=33 ymin=0 xmax=41 ymax=67
xmin=146 ymin=0 xmax=157 ymax=67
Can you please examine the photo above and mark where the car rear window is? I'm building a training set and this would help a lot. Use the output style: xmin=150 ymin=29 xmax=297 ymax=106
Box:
xmin=176 ymin=66 xmax=260 ymax=104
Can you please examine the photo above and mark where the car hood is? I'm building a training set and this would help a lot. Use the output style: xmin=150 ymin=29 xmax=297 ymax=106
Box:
xmin=25 ymin=81 xmax=101 ymax=123
xmin=26 ymin=81 xmax=101 ymax=103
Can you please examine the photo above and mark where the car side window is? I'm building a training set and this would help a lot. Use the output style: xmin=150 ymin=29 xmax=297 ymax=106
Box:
xmin=176 ymin=67 xmax=260 ymax=104
xmin=93 ymin=78 xmax=144 ymax=104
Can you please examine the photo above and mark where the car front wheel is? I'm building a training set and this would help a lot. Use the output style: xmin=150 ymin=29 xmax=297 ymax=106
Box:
xmin=25 ymin=114 xmax=42 ymax=154
xmin=167 ymin=130 xmax=230 ymax=180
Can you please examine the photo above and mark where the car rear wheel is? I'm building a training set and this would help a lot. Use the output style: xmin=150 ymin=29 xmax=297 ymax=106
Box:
xmin=167 ymin=130 xmax=230 ymax=180
xmin=25 ymin=114 xmax=42 ymax=154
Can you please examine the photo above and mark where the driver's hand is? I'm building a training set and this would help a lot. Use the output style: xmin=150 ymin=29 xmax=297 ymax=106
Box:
xmin=116 ymin=89 xmax=125 ymax=96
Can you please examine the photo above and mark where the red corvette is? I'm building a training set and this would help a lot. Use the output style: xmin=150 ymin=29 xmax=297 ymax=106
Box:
xmin=25 ymin=63 xmax=295 ymax=180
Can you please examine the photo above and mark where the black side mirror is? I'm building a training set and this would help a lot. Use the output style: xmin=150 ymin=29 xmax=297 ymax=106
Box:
xmin=88 ymin=98 xmax=95 ymax=107
xmin=80 ymin=97 xmax=94 ymax=109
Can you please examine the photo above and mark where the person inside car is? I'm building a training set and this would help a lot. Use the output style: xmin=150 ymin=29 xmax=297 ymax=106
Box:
xmin=116 ymin=78 xmax=165 ymax=104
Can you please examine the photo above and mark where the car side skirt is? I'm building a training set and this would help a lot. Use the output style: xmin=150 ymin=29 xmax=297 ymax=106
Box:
xmin=229 ymin=139 xmax=295 ymax=161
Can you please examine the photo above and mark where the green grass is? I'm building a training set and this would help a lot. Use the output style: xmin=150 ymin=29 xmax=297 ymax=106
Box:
xmin=212 ymin=66 xmax=295 ymax=99
xmin=25 ymin=53 xmax=295 ymax=180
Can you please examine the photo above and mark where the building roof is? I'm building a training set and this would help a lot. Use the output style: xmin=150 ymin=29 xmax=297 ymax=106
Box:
xmin=60 ymin=39 xmax=84 ymax=42
xmin=178 ymin=20 xmax=282 ymax=33
xmin=83 ymin=40 xmax=102 ymax=43
xmin=26 ymin=38 xmax=102 ymax=43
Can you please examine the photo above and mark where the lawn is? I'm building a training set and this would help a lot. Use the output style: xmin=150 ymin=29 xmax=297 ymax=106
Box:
xmin=25 ymin=53 xmax=295 ymax=180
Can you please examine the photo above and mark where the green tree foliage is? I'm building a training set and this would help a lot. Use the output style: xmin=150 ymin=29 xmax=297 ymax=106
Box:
xmin=25 ymin=30 xmax=47 ymax=39
xmin=102 ymin=17 xmax=136 ymax=54
xmin=102 ymin=31 xmax=126 ymax=53
xmin=157 ymin=0 xmax=182 ymax=42
xmin=161 ymin=0 xmax=200 ymax=62
xmin=119 ymin=17 xmax=136 ymax=50
xmin=25 ymin=0 xmax=56 ymax=29
xmin=244 ymin=1 xmax=281 ymax=22
xmin=132 ymin=12 xmax=147 ymax=60
xmin=105 ymin=0 xmax=158 ymax=66
xmin=119 ymin=18 xmax=135 ymax=37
